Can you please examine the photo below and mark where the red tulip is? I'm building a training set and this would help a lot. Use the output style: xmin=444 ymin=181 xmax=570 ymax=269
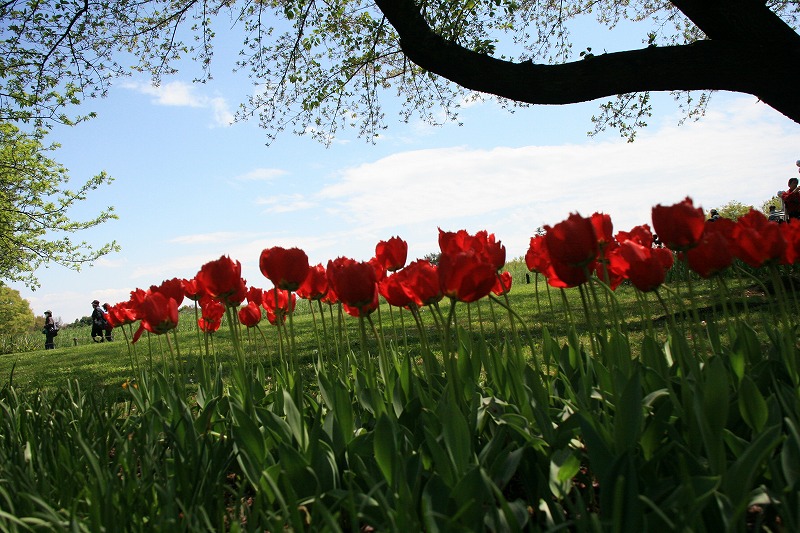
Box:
xmin=615 ymin=224 xmax=654 ymax=247
xmin=651 ymin=197 xmax=705 ymax=251
xmin=262 ymin=287 xmax=297 ymax=319
xmin=732 ymin=209 xmax=786 ymax=268
xmin=321 ymin=285 xmax=339 ymax=306
xmin=375 ymin=236 xmax=408 ymax=272
xmin=238 ymin=301 xmax=263 ymax=328
xmin=537 ymin=214 xmax=598 ymax=288
xmin=198 ymin=295 xmax=225 ymax=333
xmin=196 ymin=255 xmax=247 ymax=307
xmin=591 ymin=212 xmax=614 ymax=248
xmin=524 ymin=235 xmax=549 ymax=275
xmin=438 ymin=250 xmax=497 ymax=303
xmin=544 ymin=213 xmax=598 ymax=269
xmin=342 ymin=291 xmax=380 ymax=318
xmin=245 ymin=286 xmax=264 ymax=307
xmin=595 ymin=245 xmax=628 ymax=290
xmin=438 ymin=228 xmax=477 ymax=255
xmin=105 ymin=302 xmax=138 ymax=327
xmin=151 ymin=277 xmax=185 ymax=308
xmin=525 ymin=234 xmax=583 ymax=289
xmin=132 ymin=292 xmax=179 ymax=343
xmin=129 ymin=288 xmax=148 ymax=315
xmin=439 ymin=229 xmax=506 ymax=271
xmin=182 ymin=277 xmax=205 ymax=301
xmin=296 ymin=264 xmax=328 ymax=300
xmin=491 ymin=271 xmax=512 ymax=296
xmin=265 ymin=308 xmax=286 ymax=325
xmin=402 ymin=259 xmax=442 ymax=306
xmin=683 ymin=220 xmax=735 ymax=278
xmin=368 ymin=256 xmax=388 ymax=283
xmin=327 ymin=257 xmax=379 ymax=314
xmin=619 ymin=240 xmax=674 ymax=292
xmin=780 ymin=219 xmax=800 ymax=265
xmin=590 ymin=213 xmax=623 ymax=289
xmin=379 ymin=272 xmax=415 ymax=308
xmin=198 ymin=317 xmax=221 ymax=333
xmin=259 ymin=246 xmax=310 ymax=291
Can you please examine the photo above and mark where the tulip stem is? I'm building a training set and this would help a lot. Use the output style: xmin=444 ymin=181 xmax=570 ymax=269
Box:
xmin=193 ymin=301 xmax=202 ymax=355
xmin=409 ymin=305 xmax=436 ymax=379
xmin=170 ymin=328 xmax=185 ymax=395
xmin=255 ymin=325 xmax=275 ymax=392
xmin=577 ymin=284 xmax=599 ymax=359
xmin=307 ymin=299 xmax=323 ymax=371
xmin=484 ymin=298 xmax=498 ymax=344
xmin=488 ymin=294 xmax=534 ymax=358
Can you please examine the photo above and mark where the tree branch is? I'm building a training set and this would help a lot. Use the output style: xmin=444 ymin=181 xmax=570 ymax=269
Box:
xmin=373 ymin=0 xmax=800 ymax=124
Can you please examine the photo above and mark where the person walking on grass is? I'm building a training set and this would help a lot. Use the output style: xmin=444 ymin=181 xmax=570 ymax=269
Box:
xmin=43 ymin=310 xmax=57 ymax=350
xmin=101 ymin=302 xmax=113 ymax=341
xmin=90 ymin=300 xmax=109 ymax=342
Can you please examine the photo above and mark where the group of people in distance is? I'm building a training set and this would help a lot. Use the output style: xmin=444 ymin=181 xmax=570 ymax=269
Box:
xmin=40 ymin=299 xmax=113 ymax=350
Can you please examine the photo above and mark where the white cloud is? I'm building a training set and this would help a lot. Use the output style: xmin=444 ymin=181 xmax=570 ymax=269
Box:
xmin=256 ymin=193 xmax=315 ymax=213
xmin=234 ymin=168 xmax=287 ymax=182
xmin=94 ymin=256 xmax=127 ymax=268
xmin=121 ymin=80 xmax=233 ymax=127
xmin=169 ymin=232 xmax=249 ymax=245
xmin=313 ymin=97 xmax=800 ymax=259
xmin=122 ymin=80 xmax=203 ymax=107
xmin=210 ymin=96 xmax=235 ymax=126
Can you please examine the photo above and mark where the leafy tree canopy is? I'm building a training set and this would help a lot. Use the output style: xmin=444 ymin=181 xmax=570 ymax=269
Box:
xmin=763 ymin=197 xmax=782 ymax=214
xmin=1 ymin=1 xmax=799 ymax=143
xmin=0 ymin=285 xmax=35 ymax=335
xmin=713 ymin=200 xmax=753 ymax=222
xmin=0 ymin=123 xmax=119 ymax=289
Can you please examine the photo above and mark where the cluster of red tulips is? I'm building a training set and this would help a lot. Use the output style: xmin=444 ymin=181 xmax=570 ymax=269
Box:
xmin=102 ymin=196 xmax=795 ymax=343
xmin=103 ymin=228 xmax=513 ymax=342
xmin=528 ymin=196 xmax=800 ymax=292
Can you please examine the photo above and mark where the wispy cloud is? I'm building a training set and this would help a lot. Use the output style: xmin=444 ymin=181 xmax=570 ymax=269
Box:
xmin=94 ymin=256 xmax=127 ymax=268
xmin=256 ymin=193 xmax=315 ymax=213
xmin=233 ymin=168 xmax=287 ymax=182
xmin=169 ymin=232 xmax=251 ymax=245
xmin=209 ymin=96 xmax=235 ymax=126
xmin=121 ymin=80 xmax=234 ymax=126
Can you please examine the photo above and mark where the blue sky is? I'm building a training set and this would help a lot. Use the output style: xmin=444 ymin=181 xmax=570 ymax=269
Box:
xmin=10 ymin=18 xmax=800 ymax=324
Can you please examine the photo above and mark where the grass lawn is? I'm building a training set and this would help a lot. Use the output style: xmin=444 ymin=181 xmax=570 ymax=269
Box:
xmin=0 ymin=273 xmax=779 ymax=396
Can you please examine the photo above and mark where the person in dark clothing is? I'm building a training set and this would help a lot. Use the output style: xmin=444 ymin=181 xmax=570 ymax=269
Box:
xmin=101 ymin=302 xmax=113 ymax=341
xmin=768 ymin=205 xmax=783 ymax=222
xmin=43 ymin=310 xmax=57 ymax=349
xmin=90 ymin=300 xmax=109 ymax=342
xmin=781 ymin=177 xmax=800 ymax=221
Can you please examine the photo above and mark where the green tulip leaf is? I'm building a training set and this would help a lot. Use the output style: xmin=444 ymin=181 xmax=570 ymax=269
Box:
xmin=737 ymin=375 xmax=767 ymax=433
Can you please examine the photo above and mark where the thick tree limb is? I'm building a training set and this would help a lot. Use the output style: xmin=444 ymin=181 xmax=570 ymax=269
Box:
xmin=373 ymin=0 xmax=800 ymax=124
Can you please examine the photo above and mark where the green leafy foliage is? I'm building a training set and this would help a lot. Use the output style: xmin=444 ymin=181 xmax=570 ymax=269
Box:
xmin=710 ymin=199 xmax=754 ymax=222
xmin=0 ymin=286 xmax=35 ymax=335
xmin=0 ymin=123 xmax=119 ymax=288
